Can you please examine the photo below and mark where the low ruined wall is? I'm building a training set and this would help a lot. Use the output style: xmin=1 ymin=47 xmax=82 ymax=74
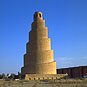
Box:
xmin=57 ymin=66 xmax=87 ymax=78
xmin=25 ymin=74 xmax=68 ymax=80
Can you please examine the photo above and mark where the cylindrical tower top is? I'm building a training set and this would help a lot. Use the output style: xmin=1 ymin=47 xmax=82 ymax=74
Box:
xmin=34 ymin=11 xmax=43 ymax=21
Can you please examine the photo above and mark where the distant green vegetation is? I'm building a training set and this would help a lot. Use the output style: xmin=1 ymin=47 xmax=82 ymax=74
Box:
xmin=0 ymin=72 xmax=21 ymax=80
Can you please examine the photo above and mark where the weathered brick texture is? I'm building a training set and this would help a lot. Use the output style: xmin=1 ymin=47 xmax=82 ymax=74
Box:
xmin=57 ymin=66 xmax=87 ymax=78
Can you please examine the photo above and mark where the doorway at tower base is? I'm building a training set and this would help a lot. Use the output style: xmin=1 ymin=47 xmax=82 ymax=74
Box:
xmin=25 ymin=74 xmax=68 ymax=80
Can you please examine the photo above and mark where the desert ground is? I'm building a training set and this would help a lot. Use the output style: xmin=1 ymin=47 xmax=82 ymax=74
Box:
xmin=0 ymin=79 xmax=87 ymax=87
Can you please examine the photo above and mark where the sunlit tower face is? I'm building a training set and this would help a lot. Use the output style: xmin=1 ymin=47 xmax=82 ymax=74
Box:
xmin=21 ymin=11 xmax=56 ymax=74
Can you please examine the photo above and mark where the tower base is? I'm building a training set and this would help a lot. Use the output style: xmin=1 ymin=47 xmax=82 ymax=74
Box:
xmin=25 ymin=74 xmax=68 ymax=80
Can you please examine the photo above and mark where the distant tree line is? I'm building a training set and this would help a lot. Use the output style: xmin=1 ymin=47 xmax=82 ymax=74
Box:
xmin=0 ymin=72 xmax=22 ymax=80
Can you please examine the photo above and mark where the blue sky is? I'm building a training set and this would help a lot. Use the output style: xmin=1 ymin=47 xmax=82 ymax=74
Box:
xmin=0 ymin=0 xmax=87 ymax=74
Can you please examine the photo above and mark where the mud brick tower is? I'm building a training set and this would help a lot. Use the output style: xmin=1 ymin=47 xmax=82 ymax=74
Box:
xmin=21 ymin=12 xmax=67 ymax=80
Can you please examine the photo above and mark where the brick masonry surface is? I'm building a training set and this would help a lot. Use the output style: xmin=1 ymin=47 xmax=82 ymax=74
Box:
xmin=57 ymin=66 xmax=87 ymax=78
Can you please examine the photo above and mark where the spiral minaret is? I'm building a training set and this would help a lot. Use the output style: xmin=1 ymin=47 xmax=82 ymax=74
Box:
xmin=21 ymin=12 xmax=56 ymax=74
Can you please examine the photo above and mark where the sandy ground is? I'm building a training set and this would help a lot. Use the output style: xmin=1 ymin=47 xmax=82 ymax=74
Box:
xmin=0 ymin=79 xmax=87 ymax=87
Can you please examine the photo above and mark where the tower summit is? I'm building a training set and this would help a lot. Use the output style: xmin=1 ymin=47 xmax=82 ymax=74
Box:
xmin=34 ymin=12 xmax=43 ymax=21
xmin=21 ymin=12 xmax=67 ymax=80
